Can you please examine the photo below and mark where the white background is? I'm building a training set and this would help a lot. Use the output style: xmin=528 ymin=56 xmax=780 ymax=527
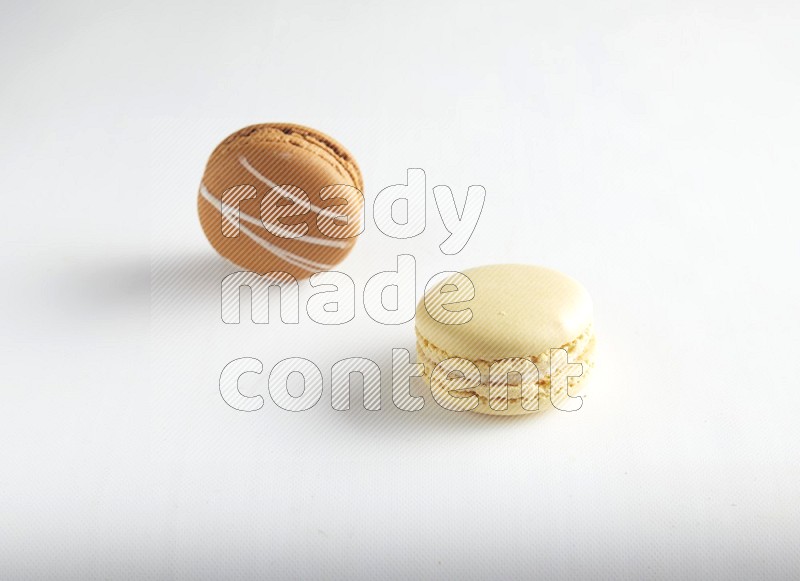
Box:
xmin=2 ymin=0 xmax=799 ymax=579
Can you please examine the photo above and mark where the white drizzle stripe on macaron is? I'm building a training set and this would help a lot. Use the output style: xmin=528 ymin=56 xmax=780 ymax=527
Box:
xmin=199 ymin=184 xmax=348 ymax=249
xmin=199 ymin=187 xmax=338 ymax=273
xmin=239 ymin=155 xmax=348 ymax=221
xmin=237 ymin=222 xmax=334 ymax=272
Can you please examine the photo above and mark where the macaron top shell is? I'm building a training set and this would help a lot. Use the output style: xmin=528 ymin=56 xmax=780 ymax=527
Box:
xmin=415 ymin=264 xmax=593 ymax=361
xmin=207 ymin=123 xmax=363 ymax=192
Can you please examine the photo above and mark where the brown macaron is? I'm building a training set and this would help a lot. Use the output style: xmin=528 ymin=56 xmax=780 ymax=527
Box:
xmin=198 ymin=123 xmax=364 ymax=278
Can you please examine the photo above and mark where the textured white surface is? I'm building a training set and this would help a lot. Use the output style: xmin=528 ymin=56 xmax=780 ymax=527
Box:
xmin=2 ymin=1 xmax=799 ymax=579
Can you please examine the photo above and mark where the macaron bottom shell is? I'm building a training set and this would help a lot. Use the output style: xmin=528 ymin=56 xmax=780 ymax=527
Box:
xmin=416 ymin=327 xmax=596 ymax=416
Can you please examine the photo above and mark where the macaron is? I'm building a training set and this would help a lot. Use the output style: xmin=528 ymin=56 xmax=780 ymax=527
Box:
xmin=415 ymin=264 xmax=595 ymax=416
xmin=198 ymin=123 xmax=364 ymax=278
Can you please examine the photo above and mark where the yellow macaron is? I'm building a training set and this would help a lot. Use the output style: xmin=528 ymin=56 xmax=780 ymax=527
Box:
xmin=415 ymin=264 xmax=595 ymax=416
